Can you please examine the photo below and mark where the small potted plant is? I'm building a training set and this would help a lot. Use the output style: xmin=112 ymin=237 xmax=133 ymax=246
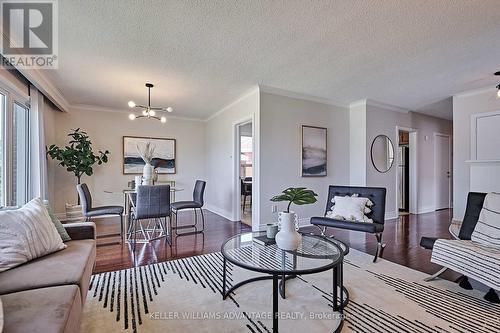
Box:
xmin=271 ymin=187 xmax=318 ymax=250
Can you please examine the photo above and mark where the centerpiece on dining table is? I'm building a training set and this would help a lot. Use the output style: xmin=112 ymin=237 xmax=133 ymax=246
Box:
xmin=137 ymin=142 xmax=156 ymax=185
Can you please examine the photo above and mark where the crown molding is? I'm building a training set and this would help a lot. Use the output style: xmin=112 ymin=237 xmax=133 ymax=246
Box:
xmin=366 ymin=99 xmax=410 ymax=113
xmin=349 ymin=99 xmax=367 ymax=109
xmin=13 ymin=67 xmax=70 ymax=112
xmin=259 ymin=85 xmax=347 ymax=108
xmin=204 ymin=86 xmax=260 ymax=122
xmin=453 ymin=86 xmax=497 ymax=99
xmin=71 ymin=103 xmax=204 ymax=122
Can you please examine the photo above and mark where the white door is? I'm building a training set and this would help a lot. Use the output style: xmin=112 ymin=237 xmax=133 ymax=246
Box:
xmin=435 ymin=135 xmax=451 ymax=210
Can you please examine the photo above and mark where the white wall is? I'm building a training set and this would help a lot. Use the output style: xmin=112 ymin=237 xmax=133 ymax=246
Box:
xmin=452 ymin=88 xmax=500 ymax=220
xmin=259 ymin=92 xmax=350 ymax=228
xmin=46 ymin=107 xmax=206 ymax=214
xmin=365 ymin=104 xmax=452 ymax=218
xmin=204 ymin=89 xmax=260 ymax=220
xmin=349 ymin=101 xmax=367 ymax=186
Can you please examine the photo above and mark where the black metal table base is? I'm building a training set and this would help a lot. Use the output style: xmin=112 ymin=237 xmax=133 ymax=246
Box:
xmin=221 ymin=258 xmax=347 ymax=333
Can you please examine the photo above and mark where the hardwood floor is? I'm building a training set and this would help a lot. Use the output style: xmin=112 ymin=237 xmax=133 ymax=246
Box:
xmin=93 ymin=210 xmax=251 ymax=274
xmin=93 ymin=208 xmax=457 ymax=281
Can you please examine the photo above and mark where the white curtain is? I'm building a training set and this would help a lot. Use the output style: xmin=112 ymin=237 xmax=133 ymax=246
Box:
xmin=29 ymin=85 xmax=49 ymax=200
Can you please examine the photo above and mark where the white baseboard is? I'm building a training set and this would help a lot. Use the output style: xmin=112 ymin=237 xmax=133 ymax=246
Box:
xmin=257 ymin=217 xmax=312 ymax=231
xmin=417 ymin=205 xmax=436 ymax=214
xmin=385 ymin=211 xmax=398 ymax=220
xmin=205 ymin=204 xmax=236 ymax=222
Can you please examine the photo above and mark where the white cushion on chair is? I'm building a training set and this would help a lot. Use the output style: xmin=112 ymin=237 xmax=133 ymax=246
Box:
xmin=327 ymin=196 xmax=373 ymax=222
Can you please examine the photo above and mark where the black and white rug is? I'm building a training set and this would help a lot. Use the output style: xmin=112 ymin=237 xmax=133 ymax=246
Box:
xmin=82 ymin=249 xmax=500 ymax=332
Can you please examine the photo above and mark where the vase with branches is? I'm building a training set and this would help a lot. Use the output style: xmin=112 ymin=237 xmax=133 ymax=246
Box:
xmin=46 ymin=128 xmax=110 ymax=203
xmin=137 ymin=142 xmax=156 ymax=185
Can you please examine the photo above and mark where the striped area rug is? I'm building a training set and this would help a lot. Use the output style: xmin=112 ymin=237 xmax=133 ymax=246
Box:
xmin=82 ymin=249 xmax=500 ymax=332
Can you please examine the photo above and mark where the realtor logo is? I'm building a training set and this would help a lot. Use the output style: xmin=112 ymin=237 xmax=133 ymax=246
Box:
xmin=1 ymin=0 xmax=58 ymax=68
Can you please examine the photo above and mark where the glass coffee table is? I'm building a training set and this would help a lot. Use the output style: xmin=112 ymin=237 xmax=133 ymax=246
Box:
xmin=221 ymin=232 xmax=348 ymax=333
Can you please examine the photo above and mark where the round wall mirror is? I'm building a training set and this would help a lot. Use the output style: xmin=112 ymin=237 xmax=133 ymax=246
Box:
xmin=371 ymin=135 xmax=394 ymax=173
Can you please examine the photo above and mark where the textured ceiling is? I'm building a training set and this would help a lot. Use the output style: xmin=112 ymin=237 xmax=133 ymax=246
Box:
xmin=43 ymin=0 xmax=500 ymax=119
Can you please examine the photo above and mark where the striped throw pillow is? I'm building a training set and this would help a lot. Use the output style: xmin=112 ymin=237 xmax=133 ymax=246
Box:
xmin=471 ymin=192 xmax=500 ymax=247
xmin=0 ymin=198 xmax=66 ymax=272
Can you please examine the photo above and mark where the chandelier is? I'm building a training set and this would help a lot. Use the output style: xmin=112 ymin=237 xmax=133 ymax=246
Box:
xmin=128 ymin=83 xmax=173 ymax=123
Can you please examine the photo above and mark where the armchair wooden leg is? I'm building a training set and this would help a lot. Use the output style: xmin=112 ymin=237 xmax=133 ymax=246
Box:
xmin=373 ymin=233 xmax=386 ymax=263
xmin=424 ymin=267 xmax=448 ymax=282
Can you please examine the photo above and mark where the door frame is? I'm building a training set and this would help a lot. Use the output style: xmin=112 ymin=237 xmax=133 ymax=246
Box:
xmin=434 ymin=133 xmax=452 ymax=210
xmin=395 ymin=126 xmax=418 ymax=215
xmin=232 ymin=117 xmax=254 ymax=224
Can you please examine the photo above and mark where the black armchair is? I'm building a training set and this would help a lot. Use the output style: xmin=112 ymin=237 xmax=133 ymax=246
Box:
xmin=310 ymin=185 xmax=387 ymax=262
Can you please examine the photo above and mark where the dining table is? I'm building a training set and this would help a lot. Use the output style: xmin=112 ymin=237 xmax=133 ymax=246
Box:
xmin=104 ymin=182 xmax=184 ymax=243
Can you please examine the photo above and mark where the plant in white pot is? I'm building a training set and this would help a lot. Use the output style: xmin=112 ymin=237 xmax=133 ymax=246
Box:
xmin=271 ymin=187 xmax=318 ymax=250
xmin=137 ymin=142 xmax=156 ymax=185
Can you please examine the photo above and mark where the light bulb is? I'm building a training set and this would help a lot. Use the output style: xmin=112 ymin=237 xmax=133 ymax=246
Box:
xmin=142 ymin=110 xmax=148 ymax=116
xmin=149 ymin=110 xmax=156 ymax=116
xmin=128 ymin=101 xmax=136 ymax=108
xmin=160 ymin=116 xmax=167 ymax=123
xmin=129 ymin=113 xmax=136 ymax=120
xmin=166 ymin=106 xmax=173 ymax=113
xmin=497 ymin=89 xmax=500 ymax=98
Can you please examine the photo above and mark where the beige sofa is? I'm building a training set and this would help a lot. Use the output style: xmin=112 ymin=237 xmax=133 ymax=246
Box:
xmin=0 ymin=223 xmax=96 ymax=333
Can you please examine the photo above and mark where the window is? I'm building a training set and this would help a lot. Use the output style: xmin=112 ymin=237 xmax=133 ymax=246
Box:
xmin=0 ymin=82 xmax=30 ymax=207
xmin=12 ymin=102 xmax=29 ymax=206
xmin=0 ymin=92 xmax=5 ymax=205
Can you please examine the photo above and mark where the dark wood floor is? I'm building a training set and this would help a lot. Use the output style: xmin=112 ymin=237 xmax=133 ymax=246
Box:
xmin=94 ymin=209 xmax=456 ymax=280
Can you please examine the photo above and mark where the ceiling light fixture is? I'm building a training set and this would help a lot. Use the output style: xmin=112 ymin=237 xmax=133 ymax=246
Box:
xmin=128 ymin=83 xmax=173 ymax=122
xmin=495 ymin=71 xmax=500 ymax=98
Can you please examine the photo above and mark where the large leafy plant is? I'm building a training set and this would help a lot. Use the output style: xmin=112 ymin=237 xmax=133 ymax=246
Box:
xmin=46 ymin=128 xmax=110 ymax=200
xmin=271 ymin=187 xmax=318 ymax=213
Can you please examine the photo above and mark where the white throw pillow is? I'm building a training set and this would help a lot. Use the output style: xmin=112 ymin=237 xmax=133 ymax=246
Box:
xmin=327 ymin=196 xmax=373 ymax=222
xmin=0 ymin=198 xmax=66 ymax=273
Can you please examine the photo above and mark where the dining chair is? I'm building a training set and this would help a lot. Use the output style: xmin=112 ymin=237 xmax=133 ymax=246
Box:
xmin=171 ymin=180 xmax=206 ymax=236
xmin=241 ymin=178 xmax=252 ymax=211
xmin=77 ymin=183 xmax=124 ymax=245
xmin=128 ymin=185 xmax=172 ymax=247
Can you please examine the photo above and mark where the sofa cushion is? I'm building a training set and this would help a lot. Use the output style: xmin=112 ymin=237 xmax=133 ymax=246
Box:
xmin=2 ymin=285 xmax=81 ymax=333
xmin=0 ymin=239 xmax=95 ymax=301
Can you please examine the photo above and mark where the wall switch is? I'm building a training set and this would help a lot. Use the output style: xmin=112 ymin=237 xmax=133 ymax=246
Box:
xmin=271 ymin=205 xmax=277 ymax=213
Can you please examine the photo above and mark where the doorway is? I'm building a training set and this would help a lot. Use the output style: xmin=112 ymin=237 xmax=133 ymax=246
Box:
xmin=238 ymin=121 xmax=253 ymax=226
xmin=396 ymin=127 xmax=418 ymax=216
xmin=398 ymin=130 xmax=410 ymax=215
xmin=434 ymin=133 xmax=452 ymax=210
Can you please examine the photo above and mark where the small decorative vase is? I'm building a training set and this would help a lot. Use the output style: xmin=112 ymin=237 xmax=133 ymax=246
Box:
xmin=275 ymin=211 xmax=302 ymax=251
xmin=142 ymin=163 xmax=154 ymax=185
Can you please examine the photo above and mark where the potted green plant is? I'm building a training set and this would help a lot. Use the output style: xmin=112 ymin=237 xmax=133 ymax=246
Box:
xmin=46 ymin=128 xmax=110 ymax=204
xmin=271 ymin=187 xmax=318 ymax=250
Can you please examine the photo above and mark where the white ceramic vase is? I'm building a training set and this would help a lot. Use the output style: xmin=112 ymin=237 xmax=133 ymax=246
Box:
xmin=142 ymin=163 xmax=154 ymax=185
xmin=275 ymin=211 xmax=302 ymax=251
